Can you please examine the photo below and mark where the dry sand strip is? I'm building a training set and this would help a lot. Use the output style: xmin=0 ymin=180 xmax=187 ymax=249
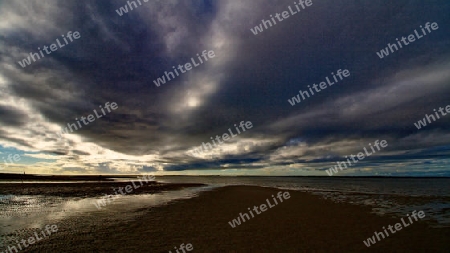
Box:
xmin=23 ymin=186 xmax=450 ymax=253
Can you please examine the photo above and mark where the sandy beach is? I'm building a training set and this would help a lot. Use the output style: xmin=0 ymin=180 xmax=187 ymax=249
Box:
xmin=8 ymin=185 xmax=447 ymax=253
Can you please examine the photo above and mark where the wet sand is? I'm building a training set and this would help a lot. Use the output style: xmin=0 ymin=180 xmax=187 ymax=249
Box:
xmin=10 ymin=186 xmax=450 ymax=252
xmin=0 ymin=182 xmax=205 ymax=198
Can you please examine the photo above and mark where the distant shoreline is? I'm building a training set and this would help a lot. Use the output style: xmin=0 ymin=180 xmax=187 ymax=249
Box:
xmin=0 ymin=173 xmax=139 ymax=181
xmin=1 ymin=173 xmax=449 ymax=180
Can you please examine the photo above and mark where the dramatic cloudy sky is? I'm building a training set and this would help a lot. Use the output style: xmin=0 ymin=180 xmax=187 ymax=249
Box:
xmin=0 ymin=0 xmax=449 ymax=176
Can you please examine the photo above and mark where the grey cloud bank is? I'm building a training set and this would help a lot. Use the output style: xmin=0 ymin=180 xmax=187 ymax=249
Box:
xmin=153 ymin=50 xmax=216 ymax=87
xmin=250 ymin=0 xmax=314 ymax=35
xmin=0 ymin=1 xmax=449 ymax=175
xmin=288 ymin=69 xmax=350 ymax=106
xmin=17 ymin=31 xmax=81 ymax=68
xmin=376 ymin=22 xmax=439 ymax=59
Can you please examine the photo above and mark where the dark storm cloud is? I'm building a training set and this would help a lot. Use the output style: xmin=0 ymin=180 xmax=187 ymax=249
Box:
xmin=0 ymin=105 xmax=28 ymax=126
xmin=0 ymin=0 xmax=449 ymax=174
